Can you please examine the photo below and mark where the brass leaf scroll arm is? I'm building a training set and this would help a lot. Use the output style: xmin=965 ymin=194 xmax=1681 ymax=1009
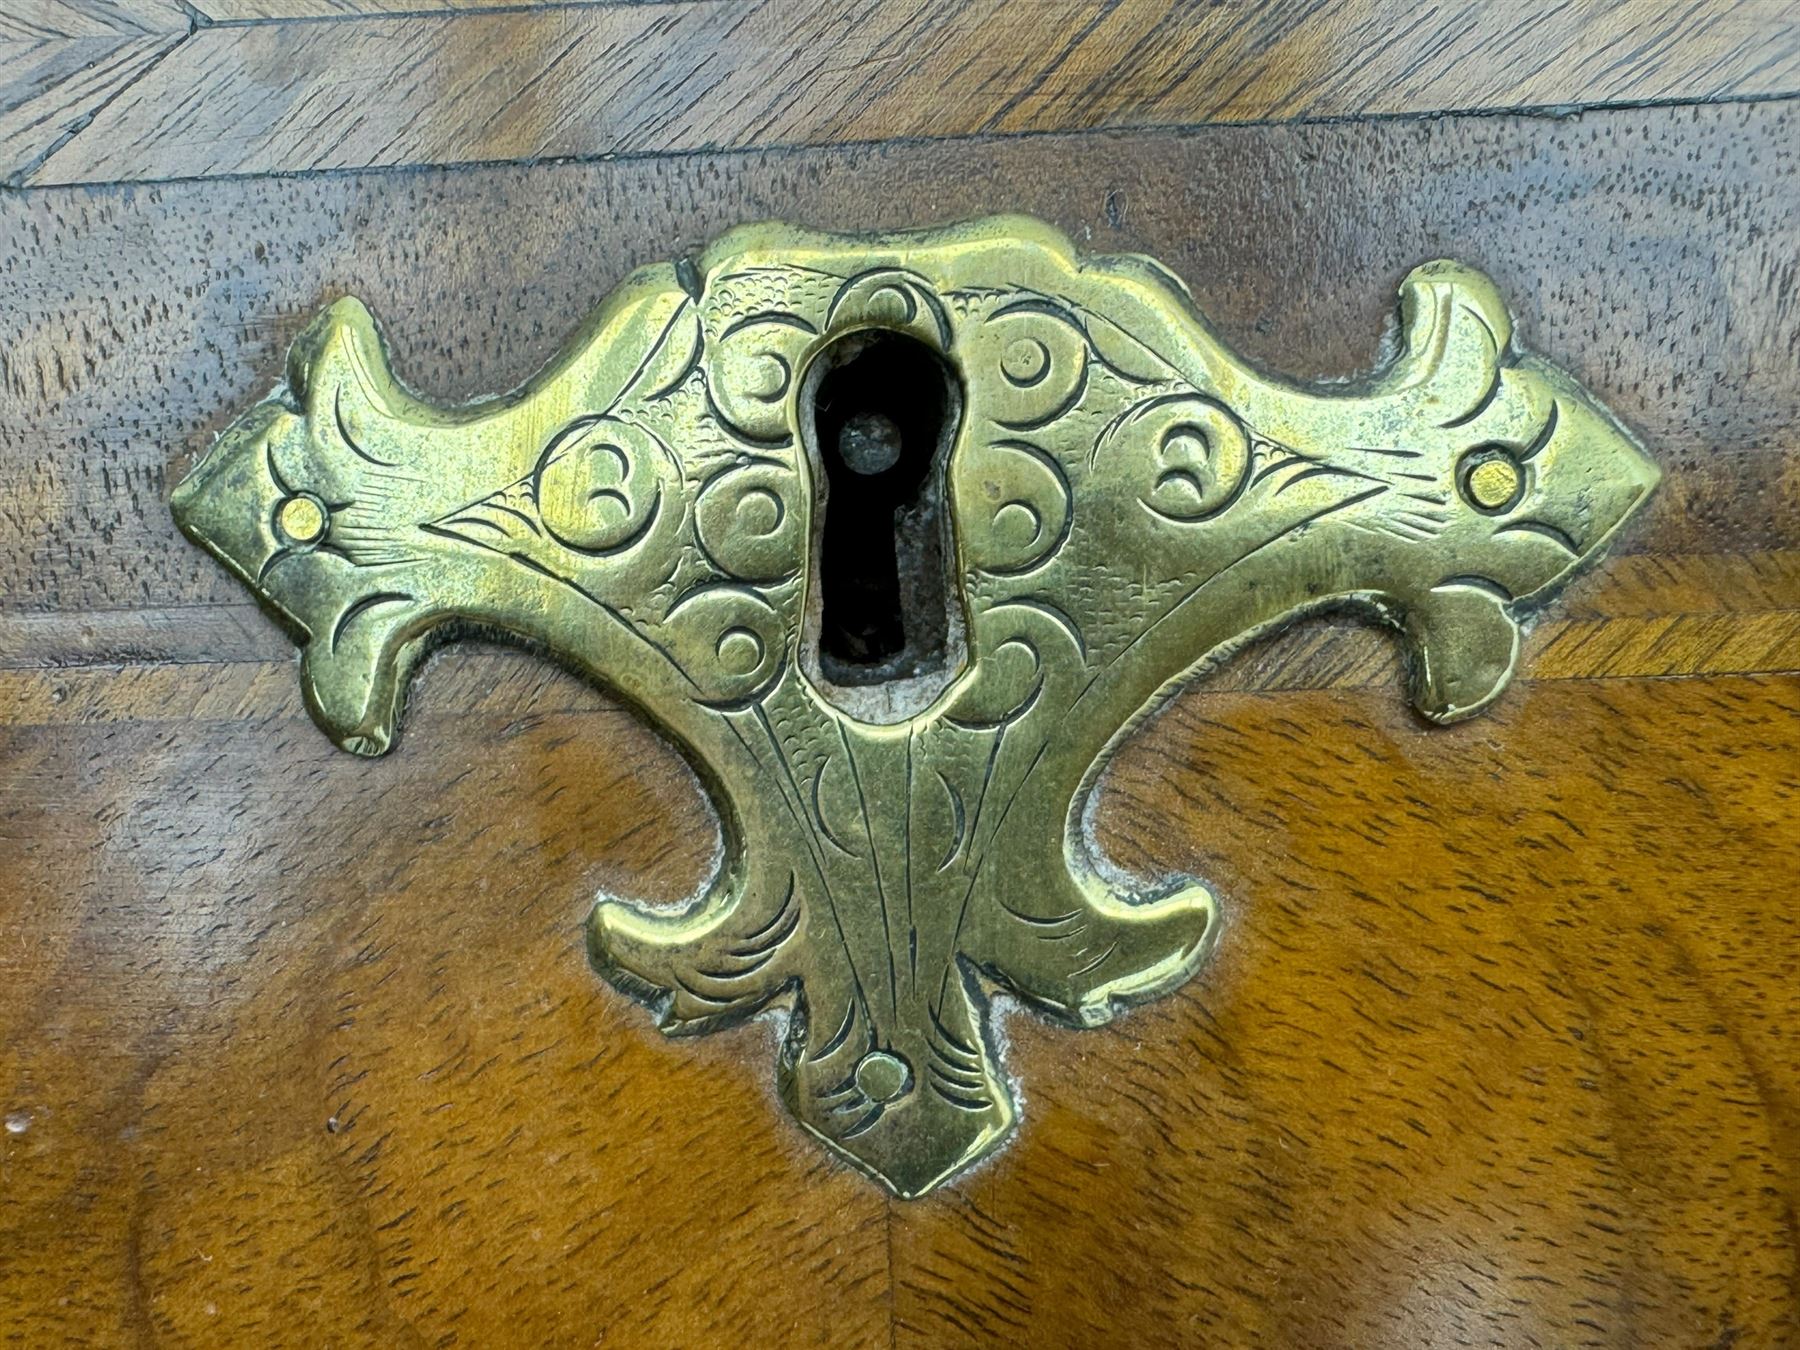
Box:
xmin=171 ymin=217 xmax=1658 ymax=1195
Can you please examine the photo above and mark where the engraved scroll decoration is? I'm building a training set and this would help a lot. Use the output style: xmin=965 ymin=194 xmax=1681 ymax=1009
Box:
xmin=170 ymin=217 xmax=1659 ymax=1195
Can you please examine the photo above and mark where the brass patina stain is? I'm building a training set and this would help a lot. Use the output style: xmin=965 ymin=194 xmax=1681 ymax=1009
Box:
xmin=170 ymin=217 xmax=1658 ymax=1195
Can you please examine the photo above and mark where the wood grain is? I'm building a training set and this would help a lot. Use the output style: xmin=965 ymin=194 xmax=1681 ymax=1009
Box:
xmin=0 ymin=32 xmax=179 ymax=185
xmin=905 ymin=672 xmax=1800 ymax=1347
xmin=19 ymin=0 xmax=1800 ymax=185
xmin=3 ymin=44 xmax=1800 ymax=1350
xmin=0 ymin=0 xmax=188 ymax=185
xmin=0 ymin=0 xmax=191 ymax=40
xmin=3 ymin=665 xmax=1795 ymax=1342
xmin=0 ymin=686 xmax=890 ymax=1345
xmin=196 ymin=0 xmax=651 ymax=15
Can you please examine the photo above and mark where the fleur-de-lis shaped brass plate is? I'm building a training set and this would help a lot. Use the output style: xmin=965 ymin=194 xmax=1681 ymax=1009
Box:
xmin=172 ymin=217 xmax=1658 ymax=1195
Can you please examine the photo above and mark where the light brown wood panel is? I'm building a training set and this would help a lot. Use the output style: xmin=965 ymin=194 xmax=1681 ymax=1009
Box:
xmin=2 ymin=664 xmax=1795 ymax=1342
xmin=900 ymin=672 xmax=1800 ymax=1347
xmin=21 ymin=0 xmax=1800 ymax=184
xmin=0 ymin=681 xmax=889 ymax=1344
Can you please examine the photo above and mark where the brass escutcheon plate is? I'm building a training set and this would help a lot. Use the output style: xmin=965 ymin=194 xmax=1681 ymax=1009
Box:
xmin=171 ymin=217 xmax=1658 ymax=1195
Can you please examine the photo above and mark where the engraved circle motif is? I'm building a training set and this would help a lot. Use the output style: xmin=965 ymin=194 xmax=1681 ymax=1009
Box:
xmin=710 ymin=313 xmax=817 ymax=444
xmin=693 ymin=461 xmax=805 ymax=581
xmin=1459 ymin=447 xmax=1526 ymax=514
xmin=1000 ymin=337 xmax=1051 ymax=386
xmin=854 ymin=1051 xmax=912 ymax=1104
xmin=275 ymin=494 xmax=327 ymax=545
xmin=661 ymin=584 xmax=786 ymax=706
xmin=966 ymin=301 xmax=1088 ymax=429
xmin=826 ymin=269 xmax=953 ymax=352
xmin=949 ymin=599 xmax=1085 ymax=731
xmin=950 ymin=300 xmax=1098 ymax=577
xmin=1097 ymin=394 xmax=1251 ymax=523
xmin=535 ymin=417 xmax=670 ymax=554
xmin=956 ymin=438 xmax=1072 ymax=577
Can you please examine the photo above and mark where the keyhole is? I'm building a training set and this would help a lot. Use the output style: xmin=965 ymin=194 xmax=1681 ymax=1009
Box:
xmin=801 ymin=329 xmax=963 ymax=717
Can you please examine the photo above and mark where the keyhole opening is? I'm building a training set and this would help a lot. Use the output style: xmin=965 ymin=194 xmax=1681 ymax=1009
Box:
xmin=800 ymin=328 xmax=964 ymax=720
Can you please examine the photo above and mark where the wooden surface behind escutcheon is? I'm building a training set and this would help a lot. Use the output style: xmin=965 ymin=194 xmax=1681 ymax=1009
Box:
xmin=168 ymin=217 xmax=1656 ymax=1196
xmin=4 ymin=73 xmax=1799 ymax=1345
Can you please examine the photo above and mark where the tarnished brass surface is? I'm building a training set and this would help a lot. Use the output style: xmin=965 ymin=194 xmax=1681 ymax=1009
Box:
xmin=170 ymin=217 xmax=1658 ymax=1195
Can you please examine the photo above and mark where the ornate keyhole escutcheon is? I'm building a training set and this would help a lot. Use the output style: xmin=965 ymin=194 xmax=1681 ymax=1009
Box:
xmin=170 ymin=217 xmax=1659 ymax=1195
